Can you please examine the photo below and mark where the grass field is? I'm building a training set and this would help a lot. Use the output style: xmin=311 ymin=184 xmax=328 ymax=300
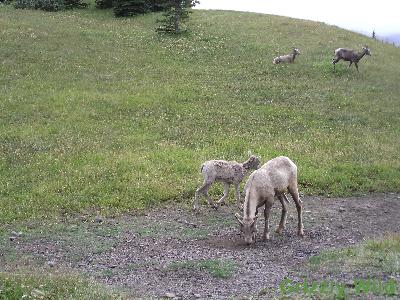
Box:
xmin=0 ymin=4 xmax=399 ymax=224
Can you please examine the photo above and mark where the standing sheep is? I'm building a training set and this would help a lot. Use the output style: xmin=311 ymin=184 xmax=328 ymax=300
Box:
xmin=332 ymin=46 xmax=371 ymax=72
xmin=273 ymin=48 xmax=301 ymax=64
xmin=235 ymin=156 xmax=304 ymax=245
xmin=193 ymin=155 xmax=260 ymax=211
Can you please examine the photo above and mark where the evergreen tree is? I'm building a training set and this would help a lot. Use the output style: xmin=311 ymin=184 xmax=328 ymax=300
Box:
xmin=114 ymin=0 xmax=150 ymax=17
xmin=156 ymin=0 xmax=199 ymax=34
xmin=95 ymin=0 xmax=114 ymax=9
xmin=114 ymin=0 xmax=166 ymax=17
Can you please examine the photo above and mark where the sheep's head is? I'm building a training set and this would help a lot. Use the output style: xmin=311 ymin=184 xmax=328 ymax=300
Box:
xmin=243 ymin=155 xmax=261 ymax=171
xmin=236 ymin=213 xmax=258 ymax=245
xmin=363 ymin=46 xmax=371 ymax=56
xmin=293 ymin=48 xmax=301 ymax=55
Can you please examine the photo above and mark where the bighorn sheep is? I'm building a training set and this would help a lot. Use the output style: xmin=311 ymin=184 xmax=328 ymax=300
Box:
xmin=332 ymin=46 xmax=371 ymax=72
xmin=193 ymin=155 xmax=261 ymax=211
xmin=235 ymin=156 xmax=304 ymax=245
xmin=273 ymin=48 xmax=301 ymax=64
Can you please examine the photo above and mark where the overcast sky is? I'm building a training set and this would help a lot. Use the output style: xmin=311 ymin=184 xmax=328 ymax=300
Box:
xmin=195 ymin=0 xmax=400 ymax=36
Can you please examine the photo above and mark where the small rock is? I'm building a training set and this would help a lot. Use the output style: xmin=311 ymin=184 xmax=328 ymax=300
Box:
xmin=47 ymin=261 xmax=55 ymax=267
xmin=9 ymin=236 xmax=16 ymax=241
xmin=31 ymin=289 xmax=45 ymax=299
xmin=94 ymin=216 xmax=103 ymax=223
xmin=193 ymin=294 xmax=201 ymax=298
xmin=339 ymin=207 xmax=346 ymax=212
xmin=164 ymin=292 xmax=176 ymax=298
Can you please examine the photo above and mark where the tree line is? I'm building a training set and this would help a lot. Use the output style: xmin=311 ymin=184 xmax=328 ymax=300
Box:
xmin=3 ymin=0 xmax=199 ymax=33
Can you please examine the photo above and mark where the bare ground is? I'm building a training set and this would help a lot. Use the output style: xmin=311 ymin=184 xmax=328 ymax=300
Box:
xmin=1 ymin=193 xmax=400 ymax=299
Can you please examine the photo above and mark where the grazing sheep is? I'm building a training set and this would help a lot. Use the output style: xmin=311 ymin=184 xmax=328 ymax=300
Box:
xmin=332 ymin=46 xmax=371 ymax=72
xmin=273 ymin=48 xmax=301 ymax=64
xmin=235 ymin=156 xmax=304 ymax=245
xmin=193 ymin=155 xmax=261 ymax=211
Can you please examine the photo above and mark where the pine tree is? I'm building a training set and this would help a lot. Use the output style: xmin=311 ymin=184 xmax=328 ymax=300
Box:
xmin=156 ymin=0 xmax=199 ymax=34
xmin=114 ymin=0 xmax=151 ymax=17
xmin=113 ymin=0 xmax=166 ymax=17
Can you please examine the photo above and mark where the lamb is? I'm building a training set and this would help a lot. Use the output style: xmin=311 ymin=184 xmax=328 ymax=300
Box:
xmin=235 ymin=156 xmax=304 ymax=245
xmin=193 ymin=155 xmax=261 ymax=211
xmin=332 ymin=46 xmax=371 ymax=72
xmin=273 ymin=48 xmax=301 ymax=64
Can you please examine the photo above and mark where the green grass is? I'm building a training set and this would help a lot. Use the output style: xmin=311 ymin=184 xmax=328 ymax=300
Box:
xmin=309 ymin=234 xmax=400 ymax=274
xmin=0 ymin=5 xmax=399 ymax=223
xmin=0 ymin=272 xmax=125 ymax=299
xmin=168 ymin=259 xmax=236 ymax=279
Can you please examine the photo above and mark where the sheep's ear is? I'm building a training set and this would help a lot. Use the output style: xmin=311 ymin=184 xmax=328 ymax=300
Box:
xmin=247 ymin=150 xmax=252 ymax=157
xmin=235 ymin=213 xmax=243 ymax=225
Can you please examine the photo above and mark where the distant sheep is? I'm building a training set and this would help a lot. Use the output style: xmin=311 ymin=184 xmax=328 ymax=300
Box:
xmin=235 ymin=156 xmax=304 ymax=245
xmin=332 ymin=46 xmax=371 ymax=72
xmin=273 ymin=48 xmax=301 ymax=64
xmin=193 ymin=155 xmax=260 ymax=211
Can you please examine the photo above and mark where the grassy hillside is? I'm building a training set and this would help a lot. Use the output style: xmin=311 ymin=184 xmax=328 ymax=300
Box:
xmin=0 ymin=5 xmax=399 ymax=223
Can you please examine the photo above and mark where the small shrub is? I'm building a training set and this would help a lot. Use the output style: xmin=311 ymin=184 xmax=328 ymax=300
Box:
xmin=64 ymin=0 xmax=87 ymax=9
xmin=113 ymin=0 xmax=166 ymax=17
xmin=36 ymin=0 xmax=63 ymax=11
xmin=14 ymin=0 xmax=87 ymax=10
xmin=95 ymin=0 xmax=114 ymax=9
xmin=113 ymin=0 xmax=150 ymax=17
xmin=14 ymin=0 xmax=37 ymax=9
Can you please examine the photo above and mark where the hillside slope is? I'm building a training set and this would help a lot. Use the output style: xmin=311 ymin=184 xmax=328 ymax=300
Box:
xmin=0 ymin=7 xmax=399 ymax=223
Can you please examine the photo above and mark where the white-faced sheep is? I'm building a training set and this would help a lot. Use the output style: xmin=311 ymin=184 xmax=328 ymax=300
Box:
xmin=273 ymin=48 xmax=301 ymax=64
xmin=235 ymin=156 xmax=304 ymax=245
xmin=332 ymin=46 xmax=371 ymax=72
xmin=193 ymin=155 xmax=261 ymax=211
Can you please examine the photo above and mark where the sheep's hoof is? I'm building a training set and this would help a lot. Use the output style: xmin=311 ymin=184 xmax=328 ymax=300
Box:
xmin=275 ymin=226 xmax=284 ymax=234
xmin=262 ymin=234 xmax=270 ymax=241
xmin=298 ymin=230 xmax=304 ymax=237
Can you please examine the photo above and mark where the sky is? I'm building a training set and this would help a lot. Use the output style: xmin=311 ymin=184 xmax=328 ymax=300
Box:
xmin=195 ymin=0 xmax=400 ymax=36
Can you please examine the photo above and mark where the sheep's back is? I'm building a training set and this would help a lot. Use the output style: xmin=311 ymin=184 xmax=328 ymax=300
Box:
xmin=202 ymin=160 xmax=244 ymax=182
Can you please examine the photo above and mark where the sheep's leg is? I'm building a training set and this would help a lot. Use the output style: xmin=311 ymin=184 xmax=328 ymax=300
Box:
xmin=332 ymin=57 xmax=340 ymax=71
xmin=193 ymin=184 xmax=203 ymax=211
xmin=217 ymin=183 xmax=230 ymax=206
xmin=288 ymin=185 xmax=304 ymax=237
xmin=203 ymin=183 xmax=218 ymax=210
xmin=262 ymin=201 xmax=273 ymax=241
xmin=234 ymin=183 xmax=241 ymax=208
xmin=349 ymin=61 xmax=353 ymax=68
xmin=276 ymin=194 xmax=288 ymax=234
xmin=194 ymin=182 xmax=217 ymax=211
xmin=355 ymin=62 xmax=359 ymax=72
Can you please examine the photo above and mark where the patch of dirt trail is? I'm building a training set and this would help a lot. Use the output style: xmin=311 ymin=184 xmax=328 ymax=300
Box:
xmin=2 ymin=193 xmax=400 ymax=298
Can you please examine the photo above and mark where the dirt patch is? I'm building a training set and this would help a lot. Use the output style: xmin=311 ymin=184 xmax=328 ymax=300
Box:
xmin=1 ymin=193 xmax=399 ymax=298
